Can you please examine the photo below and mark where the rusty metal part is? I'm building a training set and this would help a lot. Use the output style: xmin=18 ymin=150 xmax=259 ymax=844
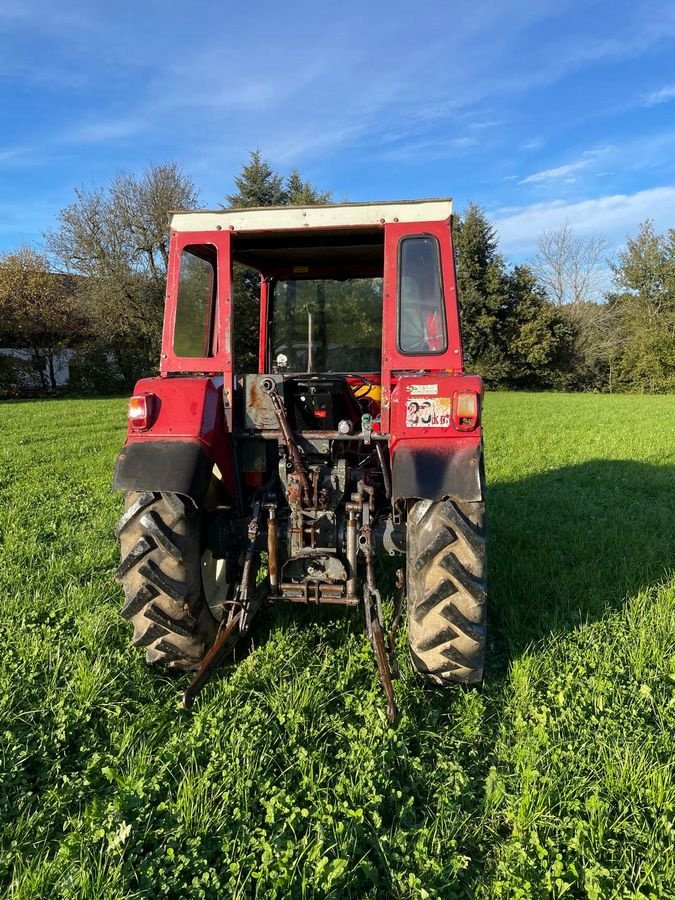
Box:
xmin=275 ymin=582 xmax=359 ymax=605
xmin=182 ymin=499 xmax=265 ymax=709
xmin=182 ymin=615 xmax=239 ymax=710
xmin=260 ymin=378 xmax=312 ymax=503
xmin=287 ymin=474 xmax=302 ymax=507
xmin=360 ymin=510 xmax=398 ymax=723
xmin=182 ymin=580 xmax=267 ymax=710
xmin=346 ymin=510 xmax=358 ymax=599
xmin=311 ymin=467 xmax=319 ymax=509
xmin=375 ymin=442 xmax=392 ymax=500
xmin=388 ymin=568 xmax=405 ymax=679
xmin=238 ymin=500 xmax=262 ymax=632
xmin=371 ymin=615 xmax=397 ymax=723
xmin=266 ymin=504 xmax=278 ymax=590
xmin=281 ymin=553 xmax=347 ymax=584
xmin=254 ymin=429 xmax=389 ymax=442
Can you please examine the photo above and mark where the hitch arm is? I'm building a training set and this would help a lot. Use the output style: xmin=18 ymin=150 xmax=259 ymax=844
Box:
xmin=182 ymin=502 xmax=266 ymax=710
xmin=182 ymin=581 xmax=267 ymax=710
xmin=260 ymin=378 xmax=312 ymax=503
xmin=361 ymin=517 xmax=398 ymax=724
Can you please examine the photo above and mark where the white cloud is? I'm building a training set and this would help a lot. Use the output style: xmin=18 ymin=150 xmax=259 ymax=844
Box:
xmin=64 ymin=118 xmax=144 ymax=143
xmin=373 ymin=136 xmax=478 ymax=164
xmin=519 ymin=147 xmax=610 ymax=184
xmin=492 ymin=186 xmax=675 ymax=256
xmin=0 ymin=144 xmax=52 ymax=169
xmin=520 ymin=160 xmax=589 ymax=184
xmin=0 ymin=146 xmax=25 ymax=164
xmin=644 ymin=84 xmax=675 ymax=106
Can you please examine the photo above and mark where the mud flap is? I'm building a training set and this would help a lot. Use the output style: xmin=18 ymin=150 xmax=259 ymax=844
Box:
xmin=391 ymin=439 xmax=483 ymax=503
xmin=113 ymin=440 xmax=215 ymax=508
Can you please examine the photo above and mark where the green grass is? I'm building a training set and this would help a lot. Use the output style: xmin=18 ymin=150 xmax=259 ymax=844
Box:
xmin=1 ymin=393 xmax=674 ymax=899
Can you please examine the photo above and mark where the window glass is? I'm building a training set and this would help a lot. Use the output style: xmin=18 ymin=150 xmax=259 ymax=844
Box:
xmin=174 ymin=246 xmax=216 ymax=357
xmin=398 ymin=236 xmax=447 ymax=354
xmin=271 ymin=278 xmax=382 ymax=372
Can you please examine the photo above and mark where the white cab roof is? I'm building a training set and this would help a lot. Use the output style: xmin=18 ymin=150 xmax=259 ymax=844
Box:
xmin=170 ymin=198 xmax=452 ymax=233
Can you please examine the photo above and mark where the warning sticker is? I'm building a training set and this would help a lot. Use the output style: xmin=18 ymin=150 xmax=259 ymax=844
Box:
xmin=405 ymin=397 xmax=452 ymax=428
xmin=406 ymin=382 xmax=438 ymax=396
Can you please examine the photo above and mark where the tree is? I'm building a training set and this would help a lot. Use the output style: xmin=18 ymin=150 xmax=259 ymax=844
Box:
xmin=532 ymin=221 xmax=612 ymax=309
xmin=0 ymin=246 xmax=84 ymax=390
xmin=530 ymin=222 xmax=617 ymax=390
xmin=224 ymin=152 xmax=330 ymax=209
xmin=606 ymin=221 xmax=675 ymax=392
xmin=286 ymin=169 xmax=331 ymax=206
xmin=47 ymin=162 xmax=199 ymax=371
xmin=561 ymin=300 xmax=625 ymax=392
xmin=225 ymin=151 xmax=330 ymax=370
xmin=611 ymin=220 xmax=675 ymax=314
xmin=226 ymin=151 xmax=287 ymax=209
xmin=454 ymin=204 xmax=573 ymax=388
xmin=453 ymin=202 xmax=503 ymax=365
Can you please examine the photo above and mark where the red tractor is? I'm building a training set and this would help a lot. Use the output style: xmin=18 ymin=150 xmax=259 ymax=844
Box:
xmin=114 ymin=199 xmax=486 ymax=720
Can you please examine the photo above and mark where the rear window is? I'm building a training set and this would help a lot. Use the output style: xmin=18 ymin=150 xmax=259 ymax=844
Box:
xmin=174 ymin=245 xmax=217 ymax=357
xmin=398 ymin=236 xmax=447 ymax=354
xmin=271 ymin=277 xmax=382 ymax=372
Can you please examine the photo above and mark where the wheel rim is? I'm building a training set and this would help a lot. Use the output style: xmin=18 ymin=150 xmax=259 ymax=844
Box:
xmin=201 ymin=549 xmax=231 ymax=620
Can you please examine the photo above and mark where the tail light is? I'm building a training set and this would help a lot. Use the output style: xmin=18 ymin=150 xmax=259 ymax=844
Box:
xmin=128 ymin=393 xmax=154 ymax=431
xmin=453 ymin=390 xmax=479 ymax=431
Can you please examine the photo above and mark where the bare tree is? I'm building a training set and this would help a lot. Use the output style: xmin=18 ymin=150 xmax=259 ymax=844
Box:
xmin=532 ymin=221 xmax=612 ymax=311
xmin=47 ymin=162 xmax=199 ymax=356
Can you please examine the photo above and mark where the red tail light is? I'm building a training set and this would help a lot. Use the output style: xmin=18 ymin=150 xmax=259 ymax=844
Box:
xmin=453 ymin=390 xmax=479 ymax=431
xmin=128 ymin=393 xmax=154 ymax=431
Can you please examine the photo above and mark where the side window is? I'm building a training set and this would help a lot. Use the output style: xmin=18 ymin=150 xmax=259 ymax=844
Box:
xmin=174 ymin=245 xmax=217 ymax=357
xmin=398 ymin=236 xmax=447 ymax=354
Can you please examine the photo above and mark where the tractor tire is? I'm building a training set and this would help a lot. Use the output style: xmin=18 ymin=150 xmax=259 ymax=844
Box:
xmin=115 ymin=491 xmax=217 ymax=671
xmin=407 ymin=497 xmax=486 ymax=685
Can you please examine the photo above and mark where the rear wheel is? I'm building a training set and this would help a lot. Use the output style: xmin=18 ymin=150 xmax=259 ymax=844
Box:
xmin=407 ymin=497 xmax=486 ymax=684
xmin=116 ymin=491 xmax=218 ymax=671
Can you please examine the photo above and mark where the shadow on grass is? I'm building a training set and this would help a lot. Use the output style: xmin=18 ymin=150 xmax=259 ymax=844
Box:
xmin=486 ymin=459 xmax=675 ymax=671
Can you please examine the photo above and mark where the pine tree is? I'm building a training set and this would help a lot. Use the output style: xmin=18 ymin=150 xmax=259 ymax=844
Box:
xmin=286 ymin=170 xmax=331 ymax=205
xmin=454 ymin=203 xmax=505 ymax=366
xmin=225 ymin=150 xmax=286 ymax=208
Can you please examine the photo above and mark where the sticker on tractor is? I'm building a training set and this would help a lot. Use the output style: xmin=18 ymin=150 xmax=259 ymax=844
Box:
xmin=406 ymin=383 xmax=438 ymax=396
xmin=405 ymin=398 xmax=452 ymax=427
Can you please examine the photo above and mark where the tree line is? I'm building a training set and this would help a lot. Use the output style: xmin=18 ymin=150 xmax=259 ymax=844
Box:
xmin=0 ymin=151 xmax=673 ymax=394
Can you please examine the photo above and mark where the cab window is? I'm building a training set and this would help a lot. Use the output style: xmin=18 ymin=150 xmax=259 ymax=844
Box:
xmin=398 ymin=236 xmax=447 ymax=354
xmin=174 ymin=245 xmax=217 ymax=357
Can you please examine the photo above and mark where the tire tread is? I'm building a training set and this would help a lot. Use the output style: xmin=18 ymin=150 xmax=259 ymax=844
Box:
xmin=407 ymin=495 xmax=487 ymax=685
xmin=116 ymin=491 xmax=216 ymax=671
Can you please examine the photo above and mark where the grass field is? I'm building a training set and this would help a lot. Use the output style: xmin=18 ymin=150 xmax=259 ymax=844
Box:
xmin=1 ymin=392 xmax=674 ymax=899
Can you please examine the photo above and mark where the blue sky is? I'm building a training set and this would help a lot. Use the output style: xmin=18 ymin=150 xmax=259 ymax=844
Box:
xmin=1 ymin=0 xmax=674 ymax=265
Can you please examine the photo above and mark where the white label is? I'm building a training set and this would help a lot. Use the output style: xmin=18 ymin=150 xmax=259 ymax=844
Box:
xmin=406 ymin=383 xmax=438 ymax=396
